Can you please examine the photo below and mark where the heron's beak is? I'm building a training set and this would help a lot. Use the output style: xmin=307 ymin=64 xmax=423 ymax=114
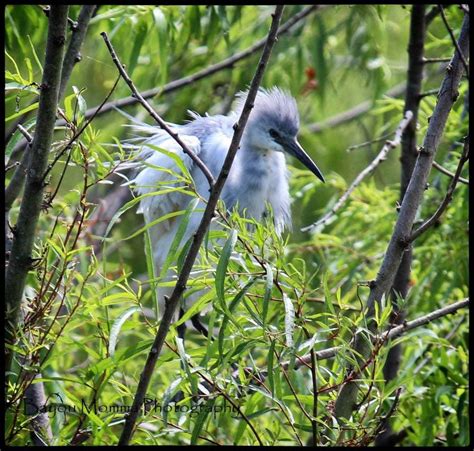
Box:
xmin=282 ymin=138 xmax=325 ymax=183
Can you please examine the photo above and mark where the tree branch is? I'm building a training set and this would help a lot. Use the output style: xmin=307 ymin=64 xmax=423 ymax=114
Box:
xmin=306 ymin=82 xmax=407 ymax=134
xmin=58 ymin=5 xmax=97 ymax=100
xmin=5 ymin=5 xmax=70 ymax=373
xmin=439 ymin=5 xmax=470 ymax=76
xmin=333 ymin=13 xmax=469 ymax=423
xmin=117 ymin=5 xmax=285 ymax=446
xmin=101 ymin=32 xmax=216 ymax=189
xmin=288 ymin=298 xmax=469 ymax=369
xmin=381 ymin=5 xmax=427 ymax=411
xmin=301 ymin=111 xmax=414 ymax=233
xmin=410 ymin=136 xmax=469 ymax=241
xmin=432 ymin=159 xmax=469 ymax=185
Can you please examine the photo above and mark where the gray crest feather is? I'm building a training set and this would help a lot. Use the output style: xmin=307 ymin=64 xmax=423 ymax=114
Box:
xmin=234 ymin=87 xmax=300 ymax=136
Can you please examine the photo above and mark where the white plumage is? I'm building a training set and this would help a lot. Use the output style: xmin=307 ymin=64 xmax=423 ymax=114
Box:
xmin=127 ymin=87 xmax=324 ymax=318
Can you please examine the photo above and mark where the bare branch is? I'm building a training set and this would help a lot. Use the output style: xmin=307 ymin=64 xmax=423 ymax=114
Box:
xmin=117 ymin=5 xmax=286 ymax=446
xmin=301 ymin=111 xmax=414 ymax=233
xmin=101 ymin=32 xmax=215 ymax=188
xmin=423 ymin=56 xmax=452 ymax=64
xmin=410 ymin=136 xmax=469 ymax=241
xmin=306 ymin=82 xmax=407 ymax=134
xmin=383 ymin=4 xmax=427 ymax=398
xmin=439 ymin=5 xmax=470 ymax=76
xmin=58 ymin=5 xmax=97 ymax=100
xmin=432 ymin=158 xmax=469 ymax=185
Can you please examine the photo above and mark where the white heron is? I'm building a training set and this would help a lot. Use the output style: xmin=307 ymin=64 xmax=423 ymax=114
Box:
xmin=127 ymin=87 xmax=324 ymax=333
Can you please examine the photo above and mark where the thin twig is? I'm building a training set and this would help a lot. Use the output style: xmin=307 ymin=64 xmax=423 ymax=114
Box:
xmin=5 ymin=127 xmax=33 ymax=211
xmin=423 ymin=56 xmax=452 ymax=64
xmin=117 ymin=6 xmax=285 ymax=446
xmin=419 ymin=88 xmax=440 ymax=99
xmin=42 ymin=75 xmax=121 ymax=181
xmin=301 ymin=111 xmax=414 ymax=233
xmin=17 ymin=124 xmax=33 ymax=143
xmin=101 ymin=32 xmax=215 ymax=189
xmin=346 ymin=132 xmax=393 ymax=152
xmin=439 ymin=5 xmax=470 ymax=76
xmin=306 ymin=82 xmax=407 ymax=134
xmin=410 ymin=136 xmax=469 ymax=241
xmin=432 ymin=159 xmax=469 ymax=185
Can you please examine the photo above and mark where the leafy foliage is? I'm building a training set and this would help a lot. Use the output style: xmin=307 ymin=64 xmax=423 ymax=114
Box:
xmin=4 ymin=5 xmax=468 ymax=446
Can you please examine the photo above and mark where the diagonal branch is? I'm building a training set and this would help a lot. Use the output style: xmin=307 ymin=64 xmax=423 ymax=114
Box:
xmin=58 ymin=5 xmax=97 ymax=100
xmin=432 ymin=159 xmax=469 ymax=185
xmin=306 ymin=82 xmax=407 ymax=134
xmin=301 ymin=111 xmax=413 ymax=233
xmin=4 ymin=0 xmax=69 ymax=387
xmin=380 ymin=3 xmax=428 ymax=408
xmin=439 ymin=5 xmax=470 ymax=76
xmin=333 ymin=13 xmax=469 ymax=423
xmin=286 ymin=297 xmax=469 ymax=368
xmin=410 ymin=136 xmax=469 ymax=241
xmin=117 ymin=5 xmax=285 ymax=446
xmin=101 ymin=32 xmax=215 ymax=188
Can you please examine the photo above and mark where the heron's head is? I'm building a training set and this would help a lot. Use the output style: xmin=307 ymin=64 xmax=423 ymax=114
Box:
xmin=236 ymin=87 xmax=324 ymax=183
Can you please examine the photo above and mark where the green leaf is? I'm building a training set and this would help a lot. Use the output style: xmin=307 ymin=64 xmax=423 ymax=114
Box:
xmin=283 ymin=293 xmax=295 ymax=348
xmin=27 ymin=34 xmax=43 ymax=72
xmin=262 ymin=263 xmax=273 ymax=325
xmin=72 ymin=86 xmax=87 ymax=122
xmin=144 ymin=229 xmax=159 ymax=319
xmin=215 ymin=229 xmax=237 ymax=305
xmin=5 ymin=101 xmax=38 ymax=122
xmin=108 ymin=307 xmax=140 ymax=356
xmin=160 ymin=197 xmax=200 ymax=279
xmin=153 ymin=7 xmax=168 ymax=87
xmin=122 ymin=210 xmax=187 ymax=241
xmin=267 ymin=339 xmax=275 ymax=397
xmin=191 ymin=397 xmax=215 ymax=445
xmin=128 ymin=21 xmax=148 ymax=76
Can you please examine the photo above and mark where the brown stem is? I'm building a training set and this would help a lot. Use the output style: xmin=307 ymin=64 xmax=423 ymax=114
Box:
xmin=5 ymin=4 xmax=69 ymax=374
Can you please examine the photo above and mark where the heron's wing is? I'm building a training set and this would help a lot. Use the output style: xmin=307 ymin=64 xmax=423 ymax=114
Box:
xmin=131 ymin=131 xmax=203 ymax=268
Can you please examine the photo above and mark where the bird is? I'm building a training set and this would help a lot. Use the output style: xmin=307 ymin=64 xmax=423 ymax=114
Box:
xmin=126 ymin=87 xmax=324 ymax=333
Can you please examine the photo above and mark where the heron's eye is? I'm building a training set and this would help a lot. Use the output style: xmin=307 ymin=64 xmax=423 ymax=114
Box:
xmin=269 ymin=129 xmax=280 ymax=139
